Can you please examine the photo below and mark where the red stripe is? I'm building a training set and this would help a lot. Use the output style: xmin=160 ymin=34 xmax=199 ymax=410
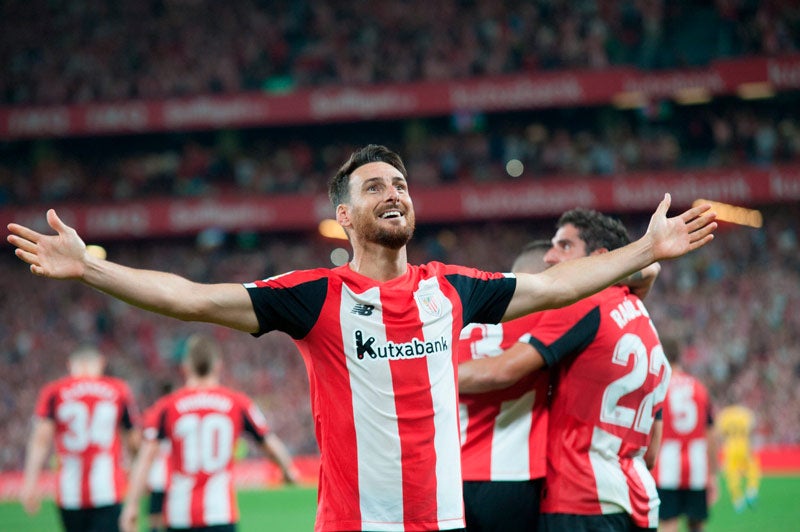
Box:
xmin=383 ymin=286 xmax=438 ymax=526
xmin=621 ymin=457 xmax=651 ymax=527
xmin=302 ymin=281 xmax=362 ymax=527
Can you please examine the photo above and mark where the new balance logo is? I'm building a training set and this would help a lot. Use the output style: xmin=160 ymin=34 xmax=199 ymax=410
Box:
xmin=351 ymin=304 xmax=375 ymax=316
xmin=353 ymin=330 xmax=449 ymax=360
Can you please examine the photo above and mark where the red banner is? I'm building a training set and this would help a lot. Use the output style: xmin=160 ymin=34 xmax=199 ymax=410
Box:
xmin=2 ymin=55 xmax=800 ymax=140
xmin=2 ymin=446 xmax=800 ymax=501
xmin=1 ymin=164 xmax=798 ymax=241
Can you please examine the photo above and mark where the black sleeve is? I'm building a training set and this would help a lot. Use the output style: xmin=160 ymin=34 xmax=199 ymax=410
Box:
xmin=445 ymin=274 xmax=517 ymax=325
xmin=243 ymin=414 xmax=266 ymax=443
xmin=120 ymin=404 xmax=135 ymax=430
xmin=246 ymin=277 xmax=328 ymax=339
xmin=527 ymin=307 xmax=600 ymax=367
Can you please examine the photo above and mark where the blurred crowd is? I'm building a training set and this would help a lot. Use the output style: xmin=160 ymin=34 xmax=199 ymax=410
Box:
xmin=2 ymin=0 xmax=799 ymax=106
xmin=2 ymin=93 xmax=800 ymax=207
xmin=1 ymin=0 xmax=799 ymax=473
xmin=0 ymin=205 xmax=798 ymax=471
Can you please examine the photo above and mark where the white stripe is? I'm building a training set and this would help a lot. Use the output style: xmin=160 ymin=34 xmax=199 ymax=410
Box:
xmin=340 ymin=284 xmax=404 ymax=528
xmin=657 ymin=440 xmax=681 ymax=488
xmin=416 ymin=277 xmax=463 ymax=528
xmin=167 ymin=473 xmax=194 ymax=528
xmin=459 ymin=402 xmax=469 ymax=446
xmin=688 ymin=439 xmax=708 ymax=489
xmin=89 ymin=452 xmax=115 ymax=506
xmin=491 ymin=392 xmax=535 ymax=480
xmin=632 ymin=453 xmax=660 ymax=528
xmin=204 ymin=472 xmax=232 ymax=525
xmin=59 ymin=456 xmax=82 ymax=509
xmin=589 ymin=426 xmax=630 ymax=515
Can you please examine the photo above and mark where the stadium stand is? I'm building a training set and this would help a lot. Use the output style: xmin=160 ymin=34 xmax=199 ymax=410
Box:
xmin=1 ymin=0 xmax=799 ymax=475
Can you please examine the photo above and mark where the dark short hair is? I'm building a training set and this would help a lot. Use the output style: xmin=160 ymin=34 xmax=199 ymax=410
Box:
xmin=556 ymin=208 xmax=630 ymax=253
xmin=184 ymin=334 xmax=221 ymax=378
xmin=328 ymin=144 xmax=408 ymax=208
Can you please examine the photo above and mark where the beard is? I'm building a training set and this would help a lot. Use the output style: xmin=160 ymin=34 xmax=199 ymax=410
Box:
xmin=362 ymin=211 xmax=416 ymax=250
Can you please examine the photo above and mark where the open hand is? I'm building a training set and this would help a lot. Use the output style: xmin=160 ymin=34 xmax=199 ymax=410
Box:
xmin=646 ymin=194 xmax=717 ymax=261
xmin=7 ymin=209 xmax=90 ymax=279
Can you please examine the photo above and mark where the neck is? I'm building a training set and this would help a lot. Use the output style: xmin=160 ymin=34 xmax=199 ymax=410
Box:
xmin=186 ymin=376 xmax=218 ymax=388
xmin=349 ymin=242 xmax=408 ymax=282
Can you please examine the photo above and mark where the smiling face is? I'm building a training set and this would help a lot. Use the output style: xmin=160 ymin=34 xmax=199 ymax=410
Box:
xmin=338 ymin=161 xmax=416 ymax=250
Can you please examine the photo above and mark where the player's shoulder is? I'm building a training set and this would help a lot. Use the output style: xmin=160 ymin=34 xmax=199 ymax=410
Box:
xmin=36 ymin=377 xmax=66 ymax=403
xmin=422 ymin=261 xmax=510 ymax=281
xmin=245 ymin=267 xmax=333 ymax=289
xmin=102 ymin=375 xmax=134 ymax=392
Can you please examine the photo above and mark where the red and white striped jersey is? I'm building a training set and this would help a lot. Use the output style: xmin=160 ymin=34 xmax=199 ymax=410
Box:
xmin=537 ymin=286 xmax=670 ymax=529
xmin=34 ymin=375 xmax=138 ymax=509
xmin=146 ymin=439 xmax=171 ymax=493
xmin=653 ymin=369 xmax=713 ymax=490
xmin=245 ymin=262 xmax=516 ymax=532
xmin=458 ymin=314 xmax=549 ymax=481
xmin=144 ymin=386 xmax=270 ymax=528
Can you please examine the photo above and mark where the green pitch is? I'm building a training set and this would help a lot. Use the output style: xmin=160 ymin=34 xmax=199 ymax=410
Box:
xmin=0 ymin=477 xmax=796 ymax=531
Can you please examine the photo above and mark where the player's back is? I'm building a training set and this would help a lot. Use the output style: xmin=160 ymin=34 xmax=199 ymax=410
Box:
xmin=36 ymin=375 xmax=136 ymax=509
xmin=655 ymin=369 xmax=712 ymax=490
xmin=541 ymin=286 xmax=670 ymax=527
xmin=717 ymin=405 xmax=754 ymax=456
xmin=146 ymin=385 xmax=265 ymax=528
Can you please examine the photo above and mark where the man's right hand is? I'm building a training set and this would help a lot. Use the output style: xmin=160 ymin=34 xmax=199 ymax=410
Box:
xmin=8 ymin=209 xmax=91 ymax=279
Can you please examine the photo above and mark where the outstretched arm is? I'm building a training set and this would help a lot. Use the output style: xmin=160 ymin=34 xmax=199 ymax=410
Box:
xmin=8 ymin=209 xmax=259 ymax=333
xmin=20 ymin=419 xmax=54 ymax=515
xmin=504 ymin=195 xmax=715 ymax=320
xmin=458 ymin=342 xmax=546 ymax=393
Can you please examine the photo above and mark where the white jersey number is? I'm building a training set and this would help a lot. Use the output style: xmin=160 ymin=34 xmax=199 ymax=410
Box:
xmin=600 ymin=333 xmax=670 ymax=435
xmin=57 ymin=400 xmax=118 ymax=452
xmin=668 ymin=383 xmax=699 ymax=434
xmin=174 ymin=413 xmax=234 ymax=474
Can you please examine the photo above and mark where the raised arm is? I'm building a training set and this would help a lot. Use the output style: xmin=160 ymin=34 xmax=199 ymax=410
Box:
xmin=503 ymin=195 xmax=715 ymax=320
xmin=8 ymin=209 xmax=259 ymax=333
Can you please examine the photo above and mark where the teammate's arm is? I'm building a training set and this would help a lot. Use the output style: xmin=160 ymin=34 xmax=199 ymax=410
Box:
xmin=503 ymin=195 xmax=715 ymax=320
xmin=458 ymin=342 xmax=545 ymax=393
xmin=644 ymin=419 xmax=663 ymax=470
xmin=621 ymin=262 xmax=660 ymax=300
xmin=261 ymin=433 xmax=299 ymax=485
xmin=20 ymin=418 xmax=55 ymax=515
xmin=124 ymin=427 xmax=142 ymax=456
xmin=120 ymin=439 xmax=160 ymax=532
xmin=7 ymin=210 xmax=259 ymax=333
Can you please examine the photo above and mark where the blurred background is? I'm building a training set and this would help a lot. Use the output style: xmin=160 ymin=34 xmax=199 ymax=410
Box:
xmin=0 ymin=0 xmax=798 ymax=478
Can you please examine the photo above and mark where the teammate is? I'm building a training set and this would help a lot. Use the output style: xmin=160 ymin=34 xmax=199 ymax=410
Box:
xmin=7 ymin=144 xmax=717 ymax=531
xmin=145 ymin=381 xmax=174 ymax=532
xmin=119 ymin=334 xmax=297 ymax=532
xmin=653 ymin=337 xmax=718 ymax=532
xmin=20 ymin=345 xmax=140 ymax=532
xmin=458 ymin=240 xmax=551 ymax=531
xmin=716 ymin=403 xmax=760 ymax=513
xmin=459 ymin=208 xmax=670 ymax=531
